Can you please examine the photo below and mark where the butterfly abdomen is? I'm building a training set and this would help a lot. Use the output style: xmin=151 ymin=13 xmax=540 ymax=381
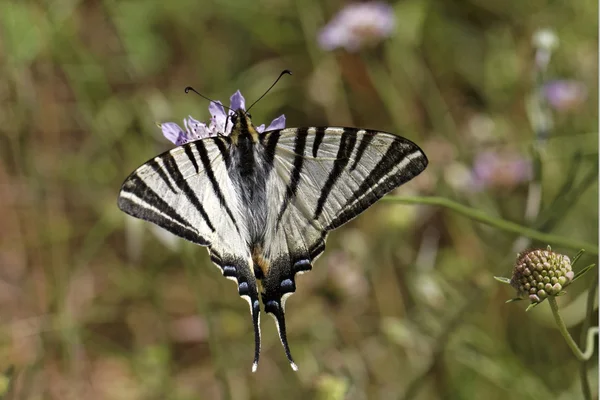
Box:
xmin=228 ymin=137 xmax=273 ymax=251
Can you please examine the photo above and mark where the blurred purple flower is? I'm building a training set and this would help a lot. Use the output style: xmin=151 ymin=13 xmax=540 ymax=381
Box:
xmin=541 ymin=80 xmax=588 ymax=112
xmin=160 ymin=90 xmax=286 ymax=145
xmin=471 ymin=151 xmax=532 ymax=190
xmin=318 ymin=2 xmax=395 ymax=51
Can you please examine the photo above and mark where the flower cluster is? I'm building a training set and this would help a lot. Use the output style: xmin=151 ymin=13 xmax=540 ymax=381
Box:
xmin=160 ymin=91 xmax=286 ymax=145
xmin=541 ymin=80 xmax=588 ymax=112
xmin=510 ymin=248 xmax=574 ymax=304
xmin=470 ymin=150 xmax=532 ymax=190
xmin=318 ymin=2 xmax=395 ymax=51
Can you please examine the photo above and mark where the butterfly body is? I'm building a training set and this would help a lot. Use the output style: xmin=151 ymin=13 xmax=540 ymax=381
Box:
xmin=118 ymin=108 xmax=427 ymax=372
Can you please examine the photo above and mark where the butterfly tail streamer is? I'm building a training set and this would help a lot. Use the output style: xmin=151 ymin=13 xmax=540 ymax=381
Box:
xmin=251 ymin=299 xmax=261 ymax=372
xmin=264 ymin=299 xmax=298 ymax=371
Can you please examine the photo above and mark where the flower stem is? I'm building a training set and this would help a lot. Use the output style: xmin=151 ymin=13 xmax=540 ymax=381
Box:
xmin=383 ymin=196 xmax=599 ymax=255
xmin=547 ymin=296 xmax=598 ymax=362
xmin=579 ymin=273 xmax=598 ymax=400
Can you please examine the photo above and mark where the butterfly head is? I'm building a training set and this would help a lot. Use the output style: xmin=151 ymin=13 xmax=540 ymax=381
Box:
xmin=229 ymin=108 xmax=259 ymax=143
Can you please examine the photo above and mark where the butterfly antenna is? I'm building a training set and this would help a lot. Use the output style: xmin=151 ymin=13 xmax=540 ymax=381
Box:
xmin=246 ymin=69 xmax=292 ymax=112
xmin=184 ymin=86 xmax=234 ymax=113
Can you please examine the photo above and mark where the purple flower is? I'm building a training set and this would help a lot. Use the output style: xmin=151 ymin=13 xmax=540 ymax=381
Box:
xmin=541 ymin=80 xmax=588 ymax=112
xmin=318 ymin=2 xmax=395 ymax=52
xmin=160 ymin=90 xmax=286 ymax=145
xmin=471 ymin=151 xmax=532 ymax=190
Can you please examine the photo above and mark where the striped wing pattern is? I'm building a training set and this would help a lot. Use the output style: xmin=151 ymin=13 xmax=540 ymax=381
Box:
xmin=256 ymin=128 xmax=427 ymax=367
xmin=118 ymin=138 xmax=264 ymax=369
xmin=118 ymin=122 xmax=427 ymax=372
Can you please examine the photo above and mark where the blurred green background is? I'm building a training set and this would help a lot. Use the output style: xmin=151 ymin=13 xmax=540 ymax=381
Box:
xmin=0 ymin=0 xmax=598 ymax=399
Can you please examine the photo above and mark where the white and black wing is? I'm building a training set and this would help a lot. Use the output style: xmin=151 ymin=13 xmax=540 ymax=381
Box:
xmin=118 ymin=123 xmax=428 ymax=372
xmin=256 ymin=127 xmax=428 ymax=366
xmin=117 ymin=137 xmax=264 ymax=369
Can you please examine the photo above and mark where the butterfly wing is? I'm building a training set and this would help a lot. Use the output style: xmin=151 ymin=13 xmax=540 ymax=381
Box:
xmin=257 ymin=127 xmax=428 ymax=366
xmin=117 ymin=137 xmax=264 ymax=370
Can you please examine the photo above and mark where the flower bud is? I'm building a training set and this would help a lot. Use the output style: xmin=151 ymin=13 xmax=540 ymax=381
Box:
xmin=510 ymin=248 xmax=573 ymax=304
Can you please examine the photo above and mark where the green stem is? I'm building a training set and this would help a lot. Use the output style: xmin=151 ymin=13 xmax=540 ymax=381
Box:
xmin=383 ymin=196 xmax=599 ymax=255
xmin=547 ymin=297 xmax=598 ymax=362
xmin=579 ymin=273 xmax=598 ymax=400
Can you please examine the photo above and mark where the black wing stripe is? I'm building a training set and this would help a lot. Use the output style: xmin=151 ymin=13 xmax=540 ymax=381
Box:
xmin=308 ymin=232 xmax=327 ymax=261
xmin=312 ymin=127 xmax=325 ymax=158
xmin=193 ymin=141 xmax=240 ymax=231
xmin=118 ymin=175 xmax=208 ymax=245
xmin=213 ymin=136 xmax=231 ymax=169
xmin=351 ymin=139 xmax=413 ymax=201
xmin=148 ymin=159 xmax=177 ymax=194
xmin=162 ymin=152 xmax=216 ymax=232
xmin=350 ymin=132 xmax=374 ymax=171
xmin=262 ymin=130 xmax=281 ymax=169
xmin=313 ymin=129 xmax=358 ymax=220
xmin=119 ymin=197 xmax=209 ymax=246
xmin=326 ymin=144 xmax=427 ymax=231
xmin=184 ymin=145 xmax=200 ymax=174
xmin=276 ymin=128 xmax=308 ymax=223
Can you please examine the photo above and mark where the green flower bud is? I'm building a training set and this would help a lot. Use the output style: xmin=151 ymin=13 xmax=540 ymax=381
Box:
xmin=552 ymin=283 xmax=562 ymax=294
xmin=529 ymin=294 xmax=540 ymax=303
xmin=566 ymin=271 xmax=575 ymax=280
xmin=557 ymin=276 xmax=567 ymax=286
xmin=510 ymin=248 xmax=574 ymax=304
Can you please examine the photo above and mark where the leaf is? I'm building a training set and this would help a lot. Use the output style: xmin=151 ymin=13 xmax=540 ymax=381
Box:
xmin=0 ymin=365 xmax=14 ymax=397
xmin=505 ymin=298 xmax=523 ymax=303
xmin=494 ymin=276 xmax=512 ymax=285
xmin=315 ymin=374 xmax=349 ymax=400
xmin=526 ymin=302 xmax=543 ymax=312
xmin=571 ymin=249 xmax=585 ymax=267
xmin=573 ymin=264 xmax=597 ymax=283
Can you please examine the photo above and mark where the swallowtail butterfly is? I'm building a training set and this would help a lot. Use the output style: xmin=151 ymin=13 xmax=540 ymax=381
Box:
xmin=117 ymin=82 xmax=428 ymax=372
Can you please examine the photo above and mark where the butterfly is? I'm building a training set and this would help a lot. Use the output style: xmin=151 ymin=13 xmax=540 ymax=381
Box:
xmin=117 ymin=87 xmax=428 ymax=372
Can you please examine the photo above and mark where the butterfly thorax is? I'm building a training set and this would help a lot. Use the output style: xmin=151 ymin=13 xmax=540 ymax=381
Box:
xmin=229 ymin=108 xmax=260 ymax=145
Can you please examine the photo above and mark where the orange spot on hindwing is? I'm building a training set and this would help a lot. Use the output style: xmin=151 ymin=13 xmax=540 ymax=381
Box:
xmin=252 ymin=245 xmax=270 ymax=280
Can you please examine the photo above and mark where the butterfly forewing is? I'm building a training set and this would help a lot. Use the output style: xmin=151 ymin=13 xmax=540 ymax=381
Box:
xmin=120 ymin=138 xmax=232 ymax=244
xmin=261 ymin=127 xmax=427 ymax=253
